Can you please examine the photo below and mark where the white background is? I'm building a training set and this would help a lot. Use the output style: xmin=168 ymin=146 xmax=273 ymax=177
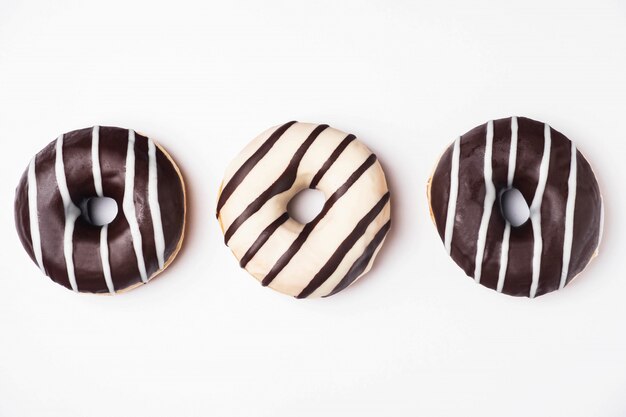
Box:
xmin=1 ymin=1 xmax=625 ymax=416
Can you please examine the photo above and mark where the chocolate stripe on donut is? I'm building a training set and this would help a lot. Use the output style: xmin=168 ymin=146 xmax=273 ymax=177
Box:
xmin=217 ymin=122 xmax=390 ymax=298
xmin=325 ymin=219 xmax=391 ymax=298
xmin=559 ymin=141 xmax=577 ymax=289
xmin=473 ymin=120 xmax=496 ymax=284
xmin=217 ymin=121 xmax=297 ymax=216
xmin=239 ymin=213 xmax=290 ymax=268
xmin=27 ymin=157 xmax=45 ymax=273
xmin=237 ymin=132 xmax=364 ymax=269
xmin=297 ymin=191 xmax=390 ymax=299
xmin=224 ymin=124 xmax=329 ymax=243
xmin=55 ymin=134 xmax=82 ymax=292
xmin=309 ymin=134 xmax=356 ymax=189
xmin=262 ymin=154 xmax=378 ymax=287
xmin=123 ymin=130 xmax=148 ymax=283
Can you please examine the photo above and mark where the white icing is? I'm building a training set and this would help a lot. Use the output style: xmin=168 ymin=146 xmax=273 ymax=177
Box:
xmin=598 ymin=197 xmax=605 ymax=247
xmin=559 ymin=141 xmax=577 ymax=290
xmin=100 ymin=225 xmax=115 ymax=293
xmin=27 ymin=157 xmax=45 ymax=274
xmin=497 ymin=116 xmax=518 ymax=293
xmin=218 ymin=123 xmax=390 ymax=297
xmin=122 ymin=130 xmax=148 ymax=283
xmin=443 ymin=136 xmax=461 ymax=255
xmin=148 ymin=138 xmax=166 ymax=269
xmin=54 ymin=134 xmax=81 ymax=292
xmin=497 ymin=223 xmax=511 ymax=293
xmin=473 ymin=120 xmax=496 ymax=284
xmin=528 ymin=124 xmax=552 ymax=298
xmin=92 ymin=126 xmax=103 ymax=197
xmin=507 ymin=117 xmax=518 ymax=187
xmin=91 ymin=126 xmax=115 ymax=294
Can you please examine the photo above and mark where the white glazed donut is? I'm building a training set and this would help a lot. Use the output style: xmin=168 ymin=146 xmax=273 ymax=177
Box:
xmin=217 ymin=121 xmax=391 ymax=298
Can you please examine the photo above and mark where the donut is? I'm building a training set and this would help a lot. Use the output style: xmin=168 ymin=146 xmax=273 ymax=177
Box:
xmin=428 ymin=117 xmax=603 ymax=298
xmin=217 ymin=121 xmax=391 ymax=298
xmin=14 ymin=126 xmax=186 ymax=293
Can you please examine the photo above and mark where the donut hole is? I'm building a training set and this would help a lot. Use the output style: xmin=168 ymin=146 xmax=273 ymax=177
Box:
xmin=81 ymin=197 xmax=118 ymax=226
xmin=500 ymin=188 xmax=530 ymax=227
xmin=287 ymin=188 xmax=325 ymax=224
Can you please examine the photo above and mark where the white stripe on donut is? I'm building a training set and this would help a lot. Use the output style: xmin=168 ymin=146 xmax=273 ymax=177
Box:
xmin=443 ymin=136 xmax=461 ymax=255
xmin=55 ymin=134 xmax=81 ymax=292
xmin=473 ymin=120 xmax=496 ymax=284
xmin=100 ymin=225 xmax=114 ymax=293
xmin=123 ymin=130 xmax=148 ymax=283
xmin=598 ymin=197 xmax=605 ymax=247
xmin=91 ymin=126 xmax=115 ymax=294
xmin=529 ymin=124 xmax=552 ymax=298
xmin=27 ymin=156 xmax=45 ymax=274
xmin=92 ymin=126 xmax=104 ymax=197
xmin=148 ymin=138 xmax=166 ymax=269
xmin=559 ymin=141 xmax=577 ymax=290
xmin=497 ymin=116 xmax=518 ymax=293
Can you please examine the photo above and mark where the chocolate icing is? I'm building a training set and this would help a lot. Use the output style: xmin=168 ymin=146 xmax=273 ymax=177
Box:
xmin=429 ymin=117 xmax=602 ymax=298
xmin=14 ymin=126 xmax=185 ymax=293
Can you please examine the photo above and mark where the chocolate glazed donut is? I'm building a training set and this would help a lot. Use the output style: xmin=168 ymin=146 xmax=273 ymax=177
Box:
xmin=14 ymin=126 xmax=186 ymax=293
xmin=428 ymin=117 xmax=603 ymax=298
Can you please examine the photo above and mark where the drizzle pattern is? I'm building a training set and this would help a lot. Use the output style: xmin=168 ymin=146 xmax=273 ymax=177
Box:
xmin=14 ymin=126 xmax=185 ymax=293
xmin=429 ymin=117 xmax=602 ymax=298
xmin=217 ymin=122 xmax=391 ymax=298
